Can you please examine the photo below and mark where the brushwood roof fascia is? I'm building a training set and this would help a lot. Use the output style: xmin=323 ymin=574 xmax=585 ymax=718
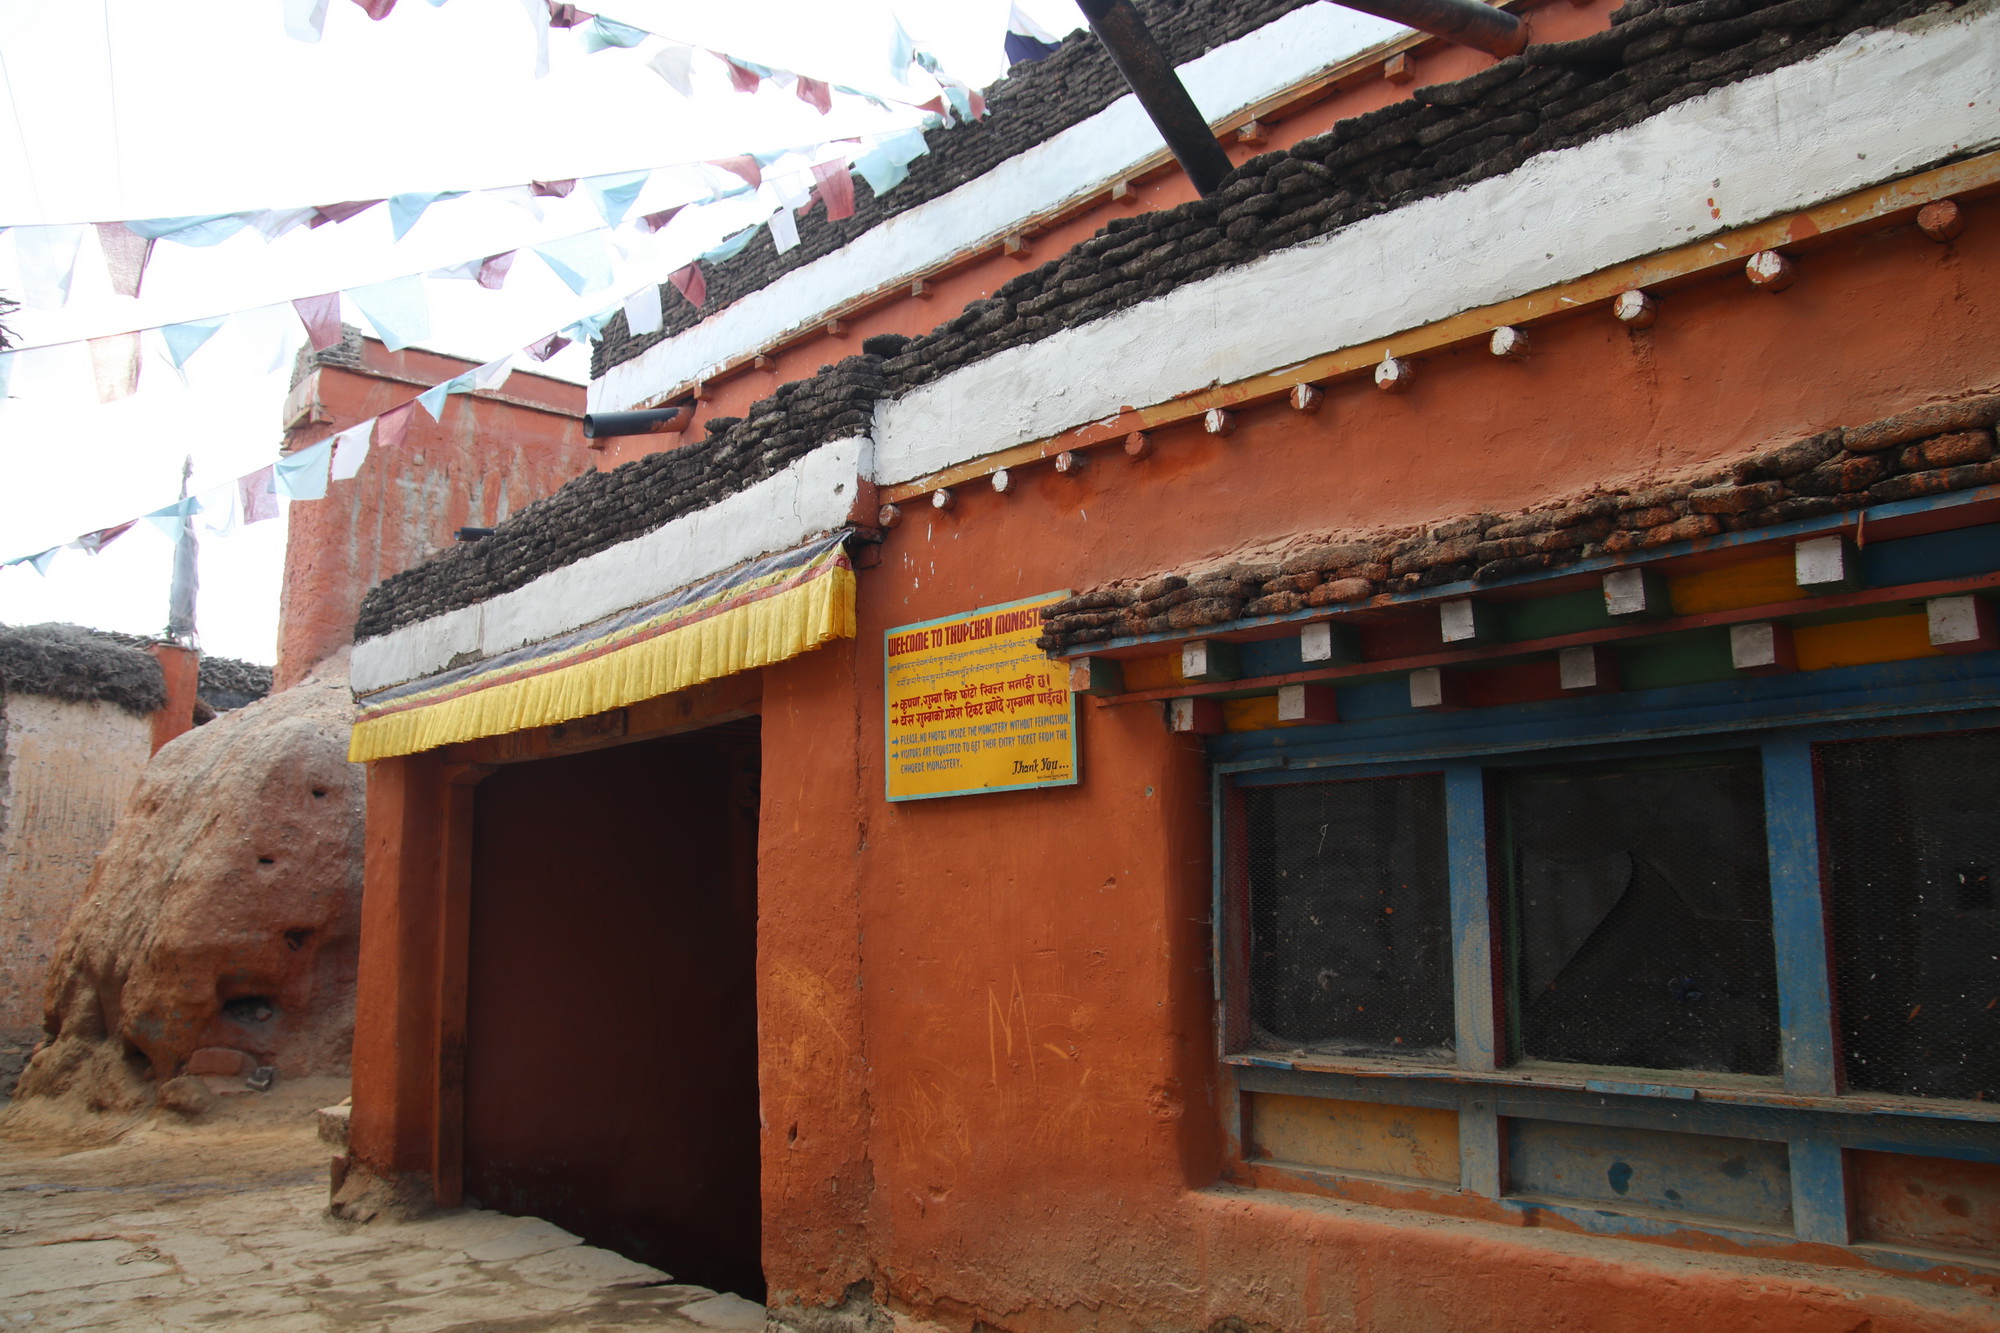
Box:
xmin=588 ymin=3 xmax=1404 ymax=415
xmin=870 ymin=8 xmax=2000 ymax=486
xmin=351 ymin=435 xmax=872 ymax=694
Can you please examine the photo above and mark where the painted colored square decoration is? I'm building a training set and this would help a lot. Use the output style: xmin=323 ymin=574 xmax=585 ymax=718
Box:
xmin=884 ymin=592 xmax=1078 ymax=801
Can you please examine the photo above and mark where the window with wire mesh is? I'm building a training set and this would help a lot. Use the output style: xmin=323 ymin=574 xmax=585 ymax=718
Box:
xmin=1818 ymin=729 xmax=2000 ymax=1103
xmin=1497 ymin=751 xmax=1780 ymax=1076
xmin=1241 ymin=774 xmax=1454 ymax=1061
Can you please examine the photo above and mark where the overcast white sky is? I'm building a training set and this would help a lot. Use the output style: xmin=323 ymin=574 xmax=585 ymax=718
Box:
xmin=0 ymin=0 xmax=1082 ymax=663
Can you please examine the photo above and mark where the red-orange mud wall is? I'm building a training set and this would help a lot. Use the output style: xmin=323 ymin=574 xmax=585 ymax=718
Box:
xmin=276 ymin=346 xmax=586 ymax=689
xmin=588 ymin=0 xmax=1621 ymax=472
xmin=146 ymin=643 xmax=200 ymax=753
xmin=746 ymin=205 xmax=2000 ymax=1331
xmin=347 ymin=751 xmax=445 ymax=1188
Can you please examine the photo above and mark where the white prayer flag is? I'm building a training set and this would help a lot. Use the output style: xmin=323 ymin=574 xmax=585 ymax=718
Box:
xmin=243 ymin=207 xmax=318 ymax=242
xmin=14 ymin=224 xmax=86 ymax=309
xmin=197 ymin=483 xmax=241 ymax=538
xmin=329 ymin=421 xmax=374 ymax=482
xmin=768 ymin=206 xmax=800 ymax=254
xmin=88 ymin=333 xmax=140 ymax=402
xmin=283 ymin=0 xmax=331 ymax=41
xmin=470 ymin=354 xmax=514 ymax=391
xmin=623 ymin=285 xmax=664 ymax=336
xmin=519 ymin=0 xmax=551 ymax=77
xmin=647 ymin=43 xmax=696 ymax=96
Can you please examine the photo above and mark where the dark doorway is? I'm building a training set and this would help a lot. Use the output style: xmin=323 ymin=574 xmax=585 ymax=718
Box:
xmin=462 ymin=718 xmax=763 ymax=1300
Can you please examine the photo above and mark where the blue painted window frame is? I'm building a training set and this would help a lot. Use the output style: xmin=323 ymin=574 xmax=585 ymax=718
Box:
xmin=1212 ymin=652 xmax=2000 ymax=1259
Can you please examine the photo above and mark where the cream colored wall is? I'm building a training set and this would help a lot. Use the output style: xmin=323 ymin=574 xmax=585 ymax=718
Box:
xmin=0 ymin=693 xmax=153 ymax=1033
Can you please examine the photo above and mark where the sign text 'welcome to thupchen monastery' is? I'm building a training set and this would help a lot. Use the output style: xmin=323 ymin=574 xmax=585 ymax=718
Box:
xmin=884 ymin=592 xmax=1076 ymax=801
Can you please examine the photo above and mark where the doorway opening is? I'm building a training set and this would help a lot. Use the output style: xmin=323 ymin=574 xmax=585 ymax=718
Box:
xmin=461 ymin=717 xmax=763 ymax=1299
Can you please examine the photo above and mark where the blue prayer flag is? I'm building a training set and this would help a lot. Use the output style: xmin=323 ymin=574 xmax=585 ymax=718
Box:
xmin=583 ymin=15 xmax=647 ymax=51
xmin=274 ymin=438 xmax=334 ymax=502
xmin=347 ymin=275 xmax=431 ymax=351
xmin=533 ymin=233 xmax=615 ymax=295
xmin=852 ymin=128 xmax=929 ymax=197
xmin=161 ymin=316 xmax=227 ymax=369
xmin=699 ymin=226 xmax=758 ymax=264
xmin=582 ymin=171 xmax=651 ymax=228
xmin=126 ymin=215 xmax=248 ymax=247
xmin=388 ymin=191 xmax=465 ymax=241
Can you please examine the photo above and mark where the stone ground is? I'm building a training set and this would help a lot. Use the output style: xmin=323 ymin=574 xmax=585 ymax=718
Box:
xmin=0 ymin=1077 xmax=765 ymax=1332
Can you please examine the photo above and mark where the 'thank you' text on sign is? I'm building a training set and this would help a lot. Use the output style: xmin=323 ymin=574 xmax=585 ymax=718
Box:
xmin=885 ymin=592 xmax=1077 ymax=801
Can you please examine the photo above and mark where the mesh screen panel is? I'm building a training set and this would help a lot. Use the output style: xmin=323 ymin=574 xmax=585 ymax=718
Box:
xmin=1819 ymin=729 xmax=2000 ymax=1102
xmin=1499 ymin=751 xmax=1780 ymax=1075
xmin=1243 ymin=774 xmax=1454 ymax=1060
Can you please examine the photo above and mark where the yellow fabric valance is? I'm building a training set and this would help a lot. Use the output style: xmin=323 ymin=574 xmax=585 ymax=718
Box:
xmin=348 ymin=533 xmax=854 ymax=762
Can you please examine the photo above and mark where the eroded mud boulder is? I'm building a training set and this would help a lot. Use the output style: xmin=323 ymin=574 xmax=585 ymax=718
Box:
xmin=16 ymin=659 xmax=362 ymax=1112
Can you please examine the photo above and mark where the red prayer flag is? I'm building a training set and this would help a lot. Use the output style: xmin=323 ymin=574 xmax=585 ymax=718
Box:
xmin=810 ymin=160 xmax=855 ymax=221
xmin=76 ymin=521 xmax=135 ymax=554
xmin=795 ymin=77 xmax=832 ymax=115
xmin=547 ymin=2 xmax=591 ymax=26
xmin=311 ymin=199 xmax=384 ymax=227
xmin=526 ymin=333 xmax=571 ymax=363
xmin=240 ymin=467 xmax=280 ymax=525
xmin=476 ymin=251 xmax=516 ymax=291
xmin=723 ymin=56 xmax=761 ymax=94
xmin=293 ymin=293 xmax=344 ymax=352
xmin=94 ymin=223 xmax=153 ymax=298
xmin=668 ymin=262 xmax=707 ymax=309
xmin=636 ymin=206 xmax=683 ymax=234
xmin=707 ymin=155 xmax=761 ymax=187
xmin=350 ymin=0 xmax=396 ymax=16
xmin=531 ymin=179 xmax=576 ymax=198
xmin=374 ymin=402 xmax=416 ymax=453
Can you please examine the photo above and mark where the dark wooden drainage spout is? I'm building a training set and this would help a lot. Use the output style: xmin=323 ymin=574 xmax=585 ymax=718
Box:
xmin=582 ymin=406 xmax=693 ymax=439
xmin=1331 ymin=0 xmax=1529 ymax=58
xmin=1077 ymin=0 xmax=1234 ymax=198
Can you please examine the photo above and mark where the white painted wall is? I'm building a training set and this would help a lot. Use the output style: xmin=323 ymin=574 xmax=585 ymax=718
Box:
xmin=0 ymin=694 xmax=153 ymax=1032
xmin=590 ymin=3 xmax=1405 ymax=414
xmin=352 ymin=435 xmax=872 ymax=693
xmin=872 ymin=5 xmax=2000 ymax=483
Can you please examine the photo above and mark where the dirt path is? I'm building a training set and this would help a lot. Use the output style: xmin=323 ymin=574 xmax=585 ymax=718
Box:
xmin=0 ymin=1079 xmax=764 ymax=1332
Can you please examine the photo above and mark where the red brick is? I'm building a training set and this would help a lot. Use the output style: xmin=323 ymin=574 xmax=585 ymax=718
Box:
xmin=1899 ymin=430 xmax=1994 ymax=472
xmin=1167 ymin=597 xmax=1240 ymax=629
xmin=1305 ymin=577 xmax=1374 ymax=606
xmin=1840 ymin=394 xmax=2000 ymax=452
xmin=1617 ymin=504 xmax=1681 ymax=530
xmin=1245 ymin=592 xmax=1306 ymax=616
xmin=1689 ymin=481 xmax=1783 ymax=514
xmin=1730 ymin=430 xmax=1843 ymax=483
xmin=1638 ymin=513 xmax=1723 ymax=547
xmin=1618 ymin=483 xmax=1692 ymax=510
xmin=1280 ymin=542 xmax=1377 ymax=576
xmin=1867 ymin=459 xmax=2000 ymax=504
xmin=1264 ymin=571 xmax=1322 ymax=595
xmin=1842 ymin=395 xmax=2000 ymax=452
xmin=1390 ymin=537 xmax=1478 ymax=576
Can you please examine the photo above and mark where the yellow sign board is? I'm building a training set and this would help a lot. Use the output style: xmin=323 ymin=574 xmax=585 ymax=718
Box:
xmin=885 ymin=591 xmax=1077 ymax=801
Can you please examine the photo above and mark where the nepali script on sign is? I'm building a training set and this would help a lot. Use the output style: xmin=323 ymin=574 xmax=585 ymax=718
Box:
xmin=884 ymin=591 xmax=1077 ymax=801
